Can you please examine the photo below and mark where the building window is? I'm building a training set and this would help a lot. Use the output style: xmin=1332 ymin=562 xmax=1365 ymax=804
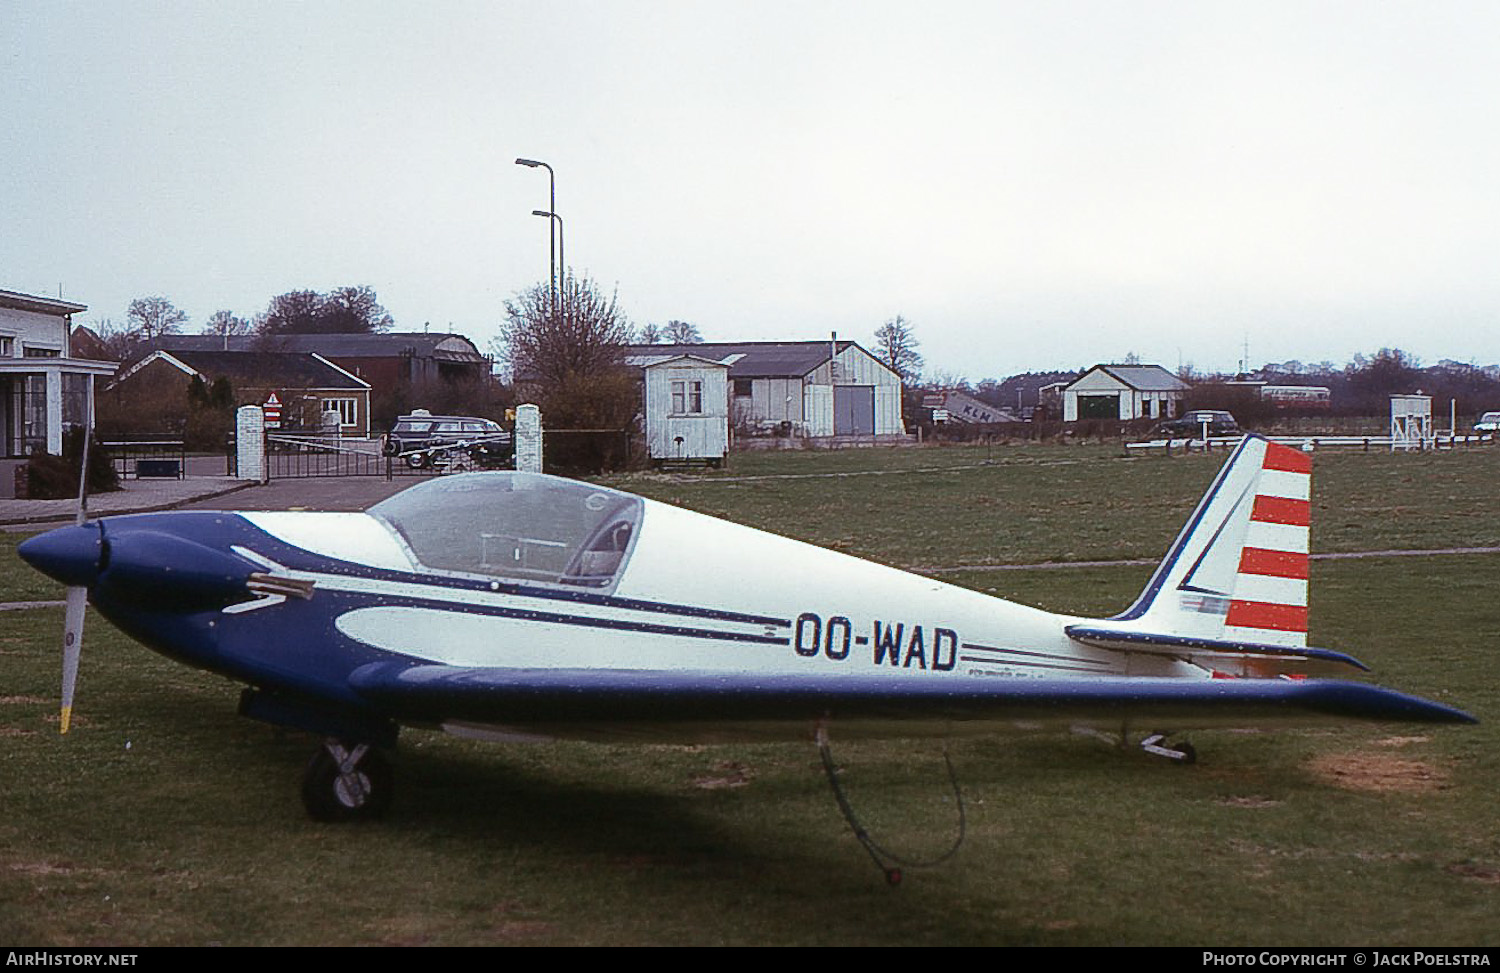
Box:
xmin=322 ymin=397 xmax=357 ymax=426
xmin=18 ymin=374 xmax=47 ymax=454
xmin=671 ymin=380 xmax=702 ymax=415
xmin=733 ymin=379 xmax=752 ymax=397
xmin=0 ymin=336 xmax=13 ymax=357
xmin=23 ymin=345 xmax=61 ymax=358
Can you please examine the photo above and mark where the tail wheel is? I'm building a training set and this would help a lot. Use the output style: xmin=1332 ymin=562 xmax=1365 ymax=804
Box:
xmin=301 ymin=740 xmax=394 ymax=822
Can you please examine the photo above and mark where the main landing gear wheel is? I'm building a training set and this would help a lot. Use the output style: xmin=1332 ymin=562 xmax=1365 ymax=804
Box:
xmin=405 ymin=452 xmax=428 ymax=469
xmin=301 ymin=740 xmax=393 ymax=822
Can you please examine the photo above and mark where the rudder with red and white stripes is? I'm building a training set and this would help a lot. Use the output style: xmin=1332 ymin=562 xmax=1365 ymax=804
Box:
xmin=1111 ymin=437 xmax=1312 ymax=649
xmin=1223 ymin=443 xmax=1310 ymax=647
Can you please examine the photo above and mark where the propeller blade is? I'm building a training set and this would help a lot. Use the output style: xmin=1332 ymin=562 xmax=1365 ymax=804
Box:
xmin=61 ymin=585 xmax=86 ymax=734
xmin=63 ymin=422 xmax=91 ymax=733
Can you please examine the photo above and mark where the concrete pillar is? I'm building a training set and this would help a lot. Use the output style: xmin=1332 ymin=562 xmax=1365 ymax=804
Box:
xmin=236 ymin=406 xmax=266 ymax=482
xmin=515 ymin=403 xmax=542 ymax=473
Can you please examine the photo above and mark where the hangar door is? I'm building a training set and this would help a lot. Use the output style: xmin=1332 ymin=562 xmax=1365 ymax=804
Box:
xmin=1078 ymin=394 xmax=1120 ymax=419
xmin=834 ymin=385 xmax=875 ymax=435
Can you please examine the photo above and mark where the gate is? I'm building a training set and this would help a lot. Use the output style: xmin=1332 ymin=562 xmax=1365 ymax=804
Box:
xmin=226 ymin=433 xmax=422 ymax=479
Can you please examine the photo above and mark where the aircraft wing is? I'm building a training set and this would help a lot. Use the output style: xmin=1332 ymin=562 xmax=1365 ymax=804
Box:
xmin=346 ymin=663 xmax=1475 ymax=736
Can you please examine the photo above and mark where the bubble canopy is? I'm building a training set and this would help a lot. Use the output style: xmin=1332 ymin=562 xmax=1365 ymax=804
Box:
xmin=368 ymin=473 xmax=642 ymax=587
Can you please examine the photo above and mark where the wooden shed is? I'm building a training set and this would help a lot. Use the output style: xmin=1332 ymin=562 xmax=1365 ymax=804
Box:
xmin=639 ymin=354 xmax=729 ymax=464
xmin=626 ymin=340 xmax=904 ymax=440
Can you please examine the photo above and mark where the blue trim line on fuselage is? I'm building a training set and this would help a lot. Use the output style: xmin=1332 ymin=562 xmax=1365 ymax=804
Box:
xmin=347 ymin=588 xmax=793 ymax=646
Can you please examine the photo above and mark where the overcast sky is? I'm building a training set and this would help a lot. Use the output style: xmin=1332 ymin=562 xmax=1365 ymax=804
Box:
xmin=6 ymin=1 xmax=1500 ymax=379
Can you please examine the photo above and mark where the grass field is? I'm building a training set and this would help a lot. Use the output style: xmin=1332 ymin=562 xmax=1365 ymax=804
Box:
xmin=2 ymin=443 xmax=1497 ymax=945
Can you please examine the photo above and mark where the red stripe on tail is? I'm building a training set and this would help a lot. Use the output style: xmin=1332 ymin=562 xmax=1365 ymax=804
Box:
xmin=1238 ymin=547 xmax=1309 ymax=579
xmin=1226 ymin=600 xmax=1308 ymax=632
xmin=1262 ymin=444 xmax=1312 ymax=473
xmin=1251 ymin=495 xmax=1310 ymax=526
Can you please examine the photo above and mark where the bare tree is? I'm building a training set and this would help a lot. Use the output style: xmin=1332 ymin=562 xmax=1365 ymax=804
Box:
xmin=638 ymin=322 xmax=664 ymax=344
xmin=202 ymin=310 xmax=252 ymax=339
xmin=874 ymin=315 xmax=923 ymax=384
xmin=321 ymin=285 xmax=394 ymax=333
xmin=501 ymin=274 xmax=636 ymax=427
xmin=259 ymin=290 xmax=322 ymax=335
xmin=76 ymin=317 xmax=137 ymax=360
xmin=257 ymin=286 xmax=393 ymax=335
xmin=924 ymin=369 xmax=970 ymax=392
xmin=127 ymin=296 xmax=188 ymax=342
xmin=662 ymin=320 xmax=703 ymax=343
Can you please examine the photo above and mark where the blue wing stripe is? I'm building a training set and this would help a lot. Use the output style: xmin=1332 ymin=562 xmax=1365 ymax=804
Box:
xmin=348 ymin=664 xmax=1477 ymax=727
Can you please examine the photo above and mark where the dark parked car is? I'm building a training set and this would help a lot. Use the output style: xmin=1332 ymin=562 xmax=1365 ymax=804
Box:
xmin=381 ymin=412 xmax=513 ymax=469
xmin=1155 ymin=410 xmax=1241 ymax=438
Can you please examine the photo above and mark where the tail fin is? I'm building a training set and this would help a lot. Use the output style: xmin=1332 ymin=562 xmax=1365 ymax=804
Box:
xmin=1113 ymin=435 xmax=1312 ymax=647
xmin=1065 ymin=436 xmax=1366 ymax=673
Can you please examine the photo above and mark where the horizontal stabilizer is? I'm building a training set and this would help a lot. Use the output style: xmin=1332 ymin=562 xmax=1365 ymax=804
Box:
xmin=348 ymin=663 xmax=1474 ymax=730
xmin=1065 ymin=624 xmax=1368 ymax=675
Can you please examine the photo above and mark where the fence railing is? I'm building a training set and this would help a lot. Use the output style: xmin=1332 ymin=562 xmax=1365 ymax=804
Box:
xmin=101 ymin=439 xmax=187 ymax=479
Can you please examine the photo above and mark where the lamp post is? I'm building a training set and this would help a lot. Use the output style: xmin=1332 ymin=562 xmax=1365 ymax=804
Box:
xmin=532 ymin=210 xmax=565 ymax=319
xmin=514 ymin=158 xmax=556 ymax=298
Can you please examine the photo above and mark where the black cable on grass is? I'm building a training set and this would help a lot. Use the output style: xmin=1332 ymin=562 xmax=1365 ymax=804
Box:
xmin=815 ymin=724 xmax=967 ymax=885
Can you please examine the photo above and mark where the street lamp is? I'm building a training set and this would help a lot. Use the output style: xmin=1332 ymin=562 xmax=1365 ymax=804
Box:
xmin=532 ymin=210 xmax=565 ymax=316
xmin=515 ymin=157 xmax=556 ymax=297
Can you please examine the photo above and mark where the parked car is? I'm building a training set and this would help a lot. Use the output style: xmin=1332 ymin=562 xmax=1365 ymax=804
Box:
xmin=1474 ymin=411 xmax=1500 ymax=433
xmin=1154 ymin=410 xmax=1242 ymax=438
xmin=381 ymin=411 xmax=513 ymax=469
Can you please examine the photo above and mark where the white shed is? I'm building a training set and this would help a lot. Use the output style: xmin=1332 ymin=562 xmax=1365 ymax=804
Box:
xmin=639 ymin=354 xmax=729 ymax=464
xmin=1062 ymin=364 xmax=1189 ymax=421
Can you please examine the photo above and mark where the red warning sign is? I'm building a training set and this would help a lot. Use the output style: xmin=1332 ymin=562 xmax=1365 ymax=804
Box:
xmin=263 ymin=392 xmax=282 ymax=428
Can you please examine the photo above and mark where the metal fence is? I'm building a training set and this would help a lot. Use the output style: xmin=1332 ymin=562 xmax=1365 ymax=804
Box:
xmin=102 ymin=439 xmax=187 ymax=479
xmin=229 ymin=428 xmax=637 ymax=479
xmin=259 ymin=434 xmax=416 ymax=479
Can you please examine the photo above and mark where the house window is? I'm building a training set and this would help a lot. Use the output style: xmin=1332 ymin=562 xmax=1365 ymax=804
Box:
xmin=0 ymin=336 xmax=13 ymax=357
xmin=23 ymin=345 xmax=60 ymax=358
xmin=322 ymin=397 xmax=357 ymax=426
xmin=671 ymin=380 xmax=702 ymax=415
xmin=733 ymin=379 xmax=752 ymax=397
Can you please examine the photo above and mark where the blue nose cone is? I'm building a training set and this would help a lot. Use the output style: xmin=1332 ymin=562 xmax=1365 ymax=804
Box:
xmin=18 ymin=523 xmax=104 ymax=587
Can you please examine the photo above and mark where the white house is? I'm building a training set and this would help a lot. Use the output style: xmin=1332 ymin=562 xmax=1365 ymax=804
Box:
xmin=626 ymin=339 xmax=905 ymax=439
xmin=0 ymin=288 xmax=117 ymax=459
xmin=1062 ymin=364 xmax=1189 ymax=421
